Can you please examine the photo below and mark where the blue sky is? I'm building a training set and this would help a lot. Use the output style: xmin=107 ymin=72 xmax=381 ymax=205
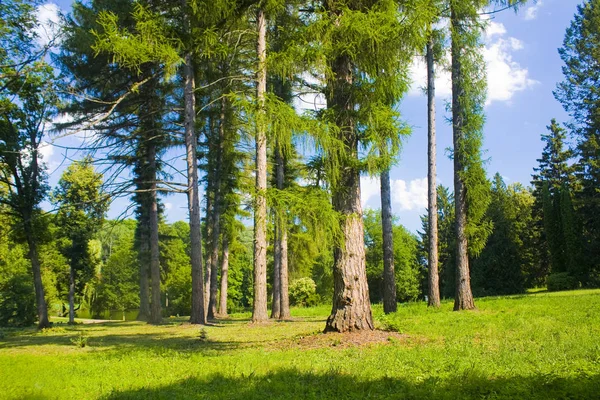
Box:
xmin=37 ymin=0 xmax=581 ymax=233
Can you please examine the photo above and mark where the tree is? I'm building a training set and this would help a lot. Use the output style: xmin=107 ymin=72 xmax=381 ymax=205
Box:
xmin=554 ymin=0 xmax=600 ymax=283
xmin=0 ymin=2 xmax=57 ymax=327
xmin=52 ymin=158 xmax=108 ymax=324
xmin=379 ymin=170 xmax=396 ymax=313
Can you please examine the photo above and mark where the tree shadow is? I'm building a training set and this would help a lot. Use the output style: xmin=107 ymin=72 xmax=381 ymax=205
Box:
xmin=101 ymin=369 xmax=600 ymax=400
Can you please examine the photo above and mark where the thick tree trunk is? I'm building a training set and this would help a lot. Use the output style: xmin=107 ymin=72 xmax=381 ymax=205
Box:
xmin=182 ymin=9 xmax=206 ymax=323
xmin=68 ymin=264 xmax=75 ymax=324
xmin=324 ymin=51 xmax=373 ymax=332
xmin=380 ymin=168 xmax=397 ymax=314
xmin=451 ymin=6 xmax=475 ymax=311
xmin=218 ymin=235 xmax=230 ymax=316
xmin=148 ymin=143 xmax=162 ymax=324
xmin=207 ymin=101 xmax=226 ymax=320
xmin=137 ymin=234 xmax=151 ymax=321
xmin=427 ymin=37 xmax=441 ymax=308
xmin=253 ymin=8 xmax=268 ymax=323
xmin=25 ymin=225 xmax=49 ymax=329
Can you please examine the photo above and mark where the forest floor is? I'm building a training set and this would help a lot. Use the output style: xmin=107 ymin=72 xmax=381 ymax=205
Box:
xmin=1 ymin=289 xmax=600 ymax=399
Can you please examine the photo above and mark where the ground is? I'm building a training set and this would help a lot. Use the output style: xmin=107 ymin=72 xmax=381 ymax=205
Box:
xmin=1 ymin=289 xmax=600 ymax=399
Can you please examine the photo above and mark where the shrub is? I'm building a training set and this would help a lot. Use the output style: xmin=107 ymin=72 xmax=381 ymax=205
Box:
xmin=70 ymin=332 xmax=89 ymax=348
xmin=547 ymin=272 xmax=578 ymax=292
xmin=289 ymin=278 xmax=319 ymax=307
xmin=0 ymin=273 xmax=36 ymax=327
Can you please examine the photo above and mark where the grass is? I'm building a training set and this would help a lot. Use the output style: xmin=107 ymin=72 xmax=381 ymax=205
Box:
xmin=1 ymin=289 xmax=600 ymax=399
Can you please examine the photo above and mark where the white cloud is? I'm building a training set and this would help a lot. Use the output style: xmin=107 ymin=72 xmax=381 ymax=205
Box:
xmin=524 ymin=1 xmax=543 ymax=21
xmin=164 ymin=202 xmax=173 ymax=210
xmin=38 ymin=142 xmax=54 ymax=161
xmin=360 ymin=176 xmax=428 ymax=212
xmin=391 ymin=178 xmax=428 ymax=211
xmin=409 ymin=20 xmax=538 ymax=105
xmin=34 ymin=3 xmax=61 ymax=48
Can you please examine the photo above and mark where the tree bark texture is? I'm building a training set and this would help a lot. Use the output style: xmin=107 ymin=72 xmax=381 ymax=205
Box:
xmin=427 ymin=37 xmax=441 ymax=308
xmin=218 ymin=235 xmax=230 ymax=316
xmin=324 ymin=51 xmax=373 ymax=332
xmin=271 ymin=221 xmax=281 ymax=319
xmin=252 ymin=8 xmax=268 ymax=323
xmin=207 ymin=101 xmax=225 ymax=319
xmin=25 ymin=222 xmax=50 ymax=329
xmin=451 ymin=6 xmax=475 ymax=311
xmin=137 ymin=233 xmax=151 ymax=321
xmin=68 ymin=264 xmax=75 ymax=324
xmin=182 ymin=9 xmax=206 ymax=323
xmin=276 ymin=146 xmax=290 ymax=319
xmin=148 ymin=142 xmax=162 ymax=324
xmin=380 ymin=168 xmax=397 ymax=314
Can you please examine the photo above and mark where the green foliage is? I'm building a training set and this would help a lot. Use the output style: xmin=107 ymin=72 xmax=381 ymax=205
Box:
xmin=70 ymin=331 xmax=89 ymax=348
xmin=364 ymin=209 xmax=421 ymax=303
xmin=546 ymin=272 xmax=578 ymax=292
xmin=288 ymin=277 xmax=318 ymax=307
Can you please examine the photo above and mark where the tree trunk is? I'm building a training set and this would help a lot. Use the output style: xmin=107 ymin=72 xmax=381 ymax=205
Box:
xmin=451 ymin=6 xmax=475 ymax=311
xmin=148 ymin=142 xmax=162 ymax=324
xmin=204 ymin=190 xmax=212 ymax=313
xmin=24 ymin=222 xmax=50 ymax=329
xmin=271 ymin=221 xmax=281 ymax=319
xmin=137 ymin=233 xmax=151 ymax=321
xmin=218 ymin=235 xmax=230 ymax=316
xmin=380 ymin=168 xmax=397 ymax=314
xmin=182 ymin=5 xmax=206 ymax=324
xmin=324 ymin=51 xmax=373 ymax=333
xmin=276 ymin=146 xmax=290 ymax=319
xmin=68 ymin=263 xmax=75 ymax=324
xmin=253 ymin=7 xmax=268 ymax=323
xmin=207 ymin=101 xmax=226 ymax=320
xmin=427 ymin=36 xmax=441 ymax=308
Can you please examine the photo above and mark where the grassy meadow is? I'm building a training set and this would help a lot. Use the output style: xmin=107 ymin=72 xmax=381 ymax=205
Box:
xmin=1 ymin=289 xmax=600 ymax=399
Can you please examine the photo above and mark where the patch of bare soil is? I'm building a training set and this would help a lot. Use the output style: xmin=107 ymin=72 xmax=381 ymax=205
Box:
xmin=280 ymin=329 xmax=408 ymax=350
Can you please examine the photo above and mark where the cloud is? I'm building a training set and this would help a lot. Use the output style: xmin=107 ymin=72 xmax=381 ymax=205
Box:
xmin=361 ymin=176 xmax=428 ymax=211
xmin=409 ymin=21 xmax=538 ymax=105
xmin=34 ymin=3 xmax=61 ymax=48
xmin=524 ymin=1 xmax=543 ymax=21
xmin=164 ymin=202 xmax=173 ymax=210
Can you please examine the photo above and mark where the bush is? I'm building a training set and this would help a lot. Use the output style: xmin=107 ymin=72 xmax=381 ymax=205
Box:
xmin=0 ymin=273 xmax=36 ymax=327
xmin=547 ymin=272 xmax=578 ymax=292
xmin=289 ymin=278 xmax=319 ymax=307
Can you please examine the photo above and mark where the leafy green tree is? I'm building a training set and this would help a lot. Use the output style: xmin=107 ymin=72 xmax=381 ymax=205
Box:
xmin=52 ymin=158 xmax=108 ymax=324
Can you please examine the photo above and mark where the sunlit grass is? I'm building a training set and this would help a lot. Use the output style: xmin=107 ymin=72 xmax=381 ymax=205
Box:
xmin=1 ymin=289 xmax=599 ymax=399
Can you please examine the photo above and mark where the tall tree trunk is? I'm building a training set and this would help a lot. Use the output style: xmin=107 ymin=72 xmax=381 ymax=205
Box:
xmin=451 ymin=6 xmax=475 ymax=311
xmin=148 ymin=142 xmax=162 ymax=324
xmin=271 ymin=221 xmax=281 ymax=319
xmin=24 ymin=221 xmax=49 ymax=329
xmin=218 ymin=235 xmax=230 ymax=316
xmin=137 ymin=233 xmax=151 ymax=320
xmin=204 ymin=190 xmax=213 ymax=312
xmin=68 ymin=263 xmax=75 ymax=324
xmin=380 ymin=168 xmax=397 ymax=314
xmin=183 ymin=5 xmax=206 ymax=324
xmin=427 ymin=36 xmax=441 ymax=308
xmin=275 ymin=146 xmax=290 ymax=319
xmin=324 ymin=53 xmax=373 ymax=333
xmin=253 ymin=7 xmax=268 ymax=323
xmin=208 ymin=101 xmax=226 ymax=319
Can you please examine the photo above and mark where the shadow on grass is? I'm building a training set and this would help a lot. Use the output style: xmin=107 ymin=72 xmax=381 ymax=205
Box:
xmin=101 ymin=369 xmax=600 ymax=400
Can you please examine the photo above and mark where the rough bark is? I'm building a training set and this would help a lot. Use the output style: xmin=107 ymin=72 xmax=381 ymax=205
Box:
xmin=380 ymin=168 xmax=397 ymax=314
xmin=218 ymin=235 xmax=230 ymax=316
xmin=276 ymin=146 xmax=290 ymax=319
xmin=324 ymin=52 xmax=374 ymax=333
xmin=25 ymin=222 xmax=50 ymax=329
xmin=252 ymin=7 xmax=268 ymax=323
xmin=204 ymin=191 xmax=212 ymax=313
xmin=427 ymin=37 xmax=441 ymax=308
xmin=68 ymin=264 xmax=75 ymax=324
xmin=182 ymin=6 xmax=206 ymax=324
xmin=137 ymin=233 xmax=150 ymax=321
xmin=207 ymin=101 xmax=225 ymax=320
xmin=148 ymin=142 xmax=162 ymax=324
xmin=451 ymin=6 xmax=475 ymax=311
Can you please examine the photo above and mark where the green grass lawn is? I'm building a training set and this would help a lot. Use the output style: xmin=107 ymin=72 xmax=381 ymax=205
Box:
xmin=1 ymin=289 xmax=600 ymax=399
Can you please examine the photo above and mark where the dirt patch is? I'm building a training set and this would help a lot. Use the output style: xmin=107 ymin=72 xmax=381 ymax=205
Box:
xmin=280 ymin=329 xmax=408 ymax=350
